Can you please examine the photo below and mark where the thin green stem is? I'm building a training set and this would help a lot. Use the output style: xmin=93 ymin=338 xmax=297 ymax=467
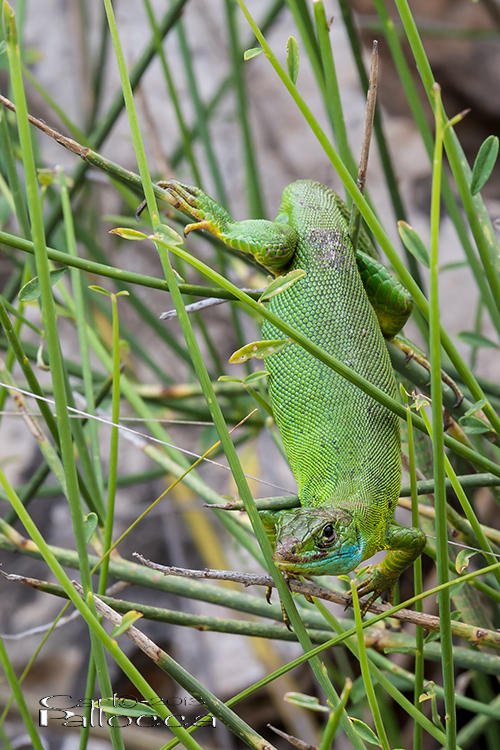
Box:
xmin=427 ymin=85 xmax=456 ymax=746
xmin=59 ymin=168 xmax=105 ymax=498
xmin=350 ymin=583 xmax=391 ymax=750
xmin=225 ymin=0 xmax=264 ymax=217
xmin=0 ymin=635 xmax=45 ymax=750
xmin=311 ymin=600 xmax=450 ymax=746
xmin=0 ymin=226 xmax=259 ymax=300
xmin=318 ymin=681 xmax=351 ymax=750
xmin=404 ymin=393 xmax=424 ymax=750
xmin=176 ymin=20 xmax=227 ymax=205
xmin=97 ymin=291 xmax=124 ymax=591
xmin=0 ymin=601 xmax=71 ymax=733
xmin=337 ymin=0 xmax=425 ymax=290
xmin=313 ymin=0 xmax=357 ymax=190
xmin=0 ymin=107 xmax=30 ymax=238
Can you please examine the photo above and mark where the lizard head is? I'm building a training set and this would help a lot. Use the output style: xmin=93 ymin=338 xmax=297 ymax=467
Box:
xmin=271 ymin=507 xmax=364 ymax=576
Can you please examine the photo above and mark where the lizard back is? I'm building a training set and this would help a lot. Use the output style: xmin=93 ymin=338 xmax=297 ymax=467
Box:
xmin=262 ymin=180 xmax=401 ymax=521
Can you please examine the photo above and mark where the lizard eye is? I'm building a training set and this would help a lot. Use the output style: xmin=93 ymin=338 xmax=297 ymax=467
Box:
xmin=320 ymin=523 xmax=336 ymax=545
xmin=323 ymin=523 xmax=334 ymax=538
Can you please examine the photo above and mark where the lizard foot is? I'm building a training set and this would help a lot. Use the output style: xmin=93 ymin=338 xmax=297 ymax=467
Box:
xmin=345 ymin=566 xmax=397 ymax=616
xmin=135 ymin=180 xmax=230 ymax=236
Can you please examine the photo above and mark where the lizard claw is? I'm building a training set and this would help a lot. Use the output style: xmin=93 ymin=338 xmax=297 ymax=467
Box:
xmin=265 ymin=583 xmax=293 ymax=630
xmin=344 ymin=567 xmax=396 ymax=616
xmin=265 ymin=585 xmax=273 ymax=604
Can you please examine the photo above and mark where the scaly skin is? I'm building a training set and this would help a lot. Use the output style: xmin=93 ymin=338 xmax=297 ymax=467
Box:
xmin=161 ymin=179 xmax=426 ymax=612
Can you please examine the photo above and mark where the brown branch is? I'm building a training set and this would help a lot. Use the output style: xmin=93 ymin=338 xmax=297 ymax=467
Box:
xmin=131 ymin=554 xmax=500 ymax=649
xmin=0 ymin=94 xmax=175 ymax=206
xmin=356 ymin=39 xmax=378 ymax=195
xmin=0 ymin=93 xmax=87 ymax=157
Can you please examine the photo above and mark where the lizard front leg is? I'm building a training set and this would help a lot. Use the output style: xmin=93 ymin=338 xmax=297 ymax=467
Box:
xmin=151 ymin=180 xmax=299 ymax=274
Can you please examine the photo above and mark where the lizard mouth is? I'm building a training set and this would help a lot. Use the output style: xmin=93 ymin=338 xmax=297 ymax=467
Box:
xmin=272 ymin=544 xmax=345 ymax=577
xmin=273 ymin=546 xmax=326 ymax=566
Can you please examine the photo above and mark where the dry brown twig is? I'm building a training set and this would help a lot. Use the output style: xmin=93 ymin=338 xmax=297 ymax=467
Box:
xmin=132 ymin=553 xmax=500 ymax=649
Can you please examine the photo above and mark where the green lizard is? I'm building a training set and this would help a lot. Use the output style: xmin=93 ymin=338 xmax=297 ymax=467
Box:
xmin=159 ymin=178 xmax=426 ymax=611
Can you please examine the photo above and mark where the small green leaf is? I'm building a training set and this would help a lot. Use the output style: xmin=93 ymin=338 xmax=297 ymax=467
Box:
xmin=172 ymin=267 xmax=185 ymax=283
xmin=3 ymin=3 xmax=17 ymax=45
xmin=458 ymin=414 xmax=492 ymax=434
xmin=350 ymin=674 xmax=379 ymax=705
xmin=455 ymin=549 xmax=476 ymax=574
xmin=424 ymin=631 xmax=441 ymax=644
xmin=450 ymin=579 xmax=467 ymax=596
xmin=37 ymin=168 xmax=57 ymax=186
xmin=397 ymin=221 xmax=430 ymax=268
xmin=284 ymin=692 xmax=329 ymax=712
xmin=0 ymin=40 xmax=7 ymax=55
xmin=244 ymin=370 xmax=268 ymax=384
xmin=110 ymin=227 xmax=149 ymax=241
xmin=470 ymin=135 xmax=499 ymax=195
xmin=89 ymin=285 xmax=111 ymax=296
xmin=348 ymin=717 xmax=380 ymax=745
xmin=18 ymin=266 xmax=68 ymax=302
xmin=462 ymin=424 xmax=492 ymax=435
xmin=399 ymin=383 xmax=410 ymax=404
xmin=456 ymin=330 xmax=499 ymax=348
xmin=439 ymin=260 xmax=469 ymax=272
xmin=450 ymin=610 xmax=463 ymax=621
xmin=243 ymin=47 xmax=263 ymax=61
xmin=218 ymin=375 xmax=244 ymax=383
xmin=83 ymin=513 xmax=98 ymax=544
xmin=112 ymin=610 xmax=143 ymax=638
xmin=155 ymin=223 xmax=184 ymax=245
xmin=286 ymin=36 xmax=300 ymax=84
xmin=99 ymin=698 xmax=158 ymax=718
xmin=383 ymin=646 xmax=416 ymax=654
xmin=229 ymin=339 xmax=290 ymax=364
xmin=36 ymin=343 xmax=49 ymax=371
xmin=463 ymin=398 xmax=486 ymax=418
xmin=356 ymin=564 xmax=370 ymax=577
xmin=414 ymin=393 xmax=431 ymax=411
xmin=259 ymin=269 xmax=306 ymax=302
